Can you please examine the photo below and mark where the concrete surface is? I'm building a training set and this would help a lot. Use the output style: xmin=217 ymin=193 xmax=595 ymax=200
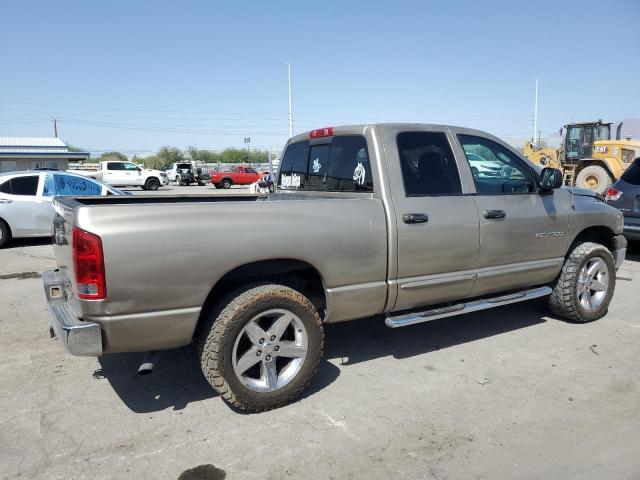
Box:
xmin=1 ymin=194 xmax=639 ymax=479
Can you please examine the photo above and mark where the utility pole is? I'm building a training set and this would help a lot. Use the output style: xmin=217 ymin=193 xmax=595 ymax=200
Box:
xmin=287 ymin=62 xmax=293 ymax=138
xmin=533 ymin=79 xmax=538 ymax=143
xmin=244 ymin=137 xmax=251 ymax=163
xmin=53 ymin=118 xmax=58 ymax=138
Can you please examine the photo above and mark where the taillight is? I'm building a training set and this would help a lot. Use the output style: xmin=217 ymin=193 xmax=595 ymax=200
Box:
xmin=605 ymin=187 xmax=623 ymax=202
xmin=73 ymin=227 xmax=106 ymax=300
xmin=309 ymin=127 xmax=334 ymax=139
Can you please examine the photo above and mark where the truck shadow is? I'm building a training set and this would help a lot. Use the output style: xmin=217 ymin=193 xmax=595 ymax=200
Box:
xmin=624 ymin=248 xmax=639 ymax=263
xmin=7 ymin=237 xmax=52 ymax=248
xmin=324 ymin=299 xmax=548 ymax=366
xmin=97 ymin=300 xmax=548 ymax=413
xmin=96 ymin=346 xmax=340 ymax=413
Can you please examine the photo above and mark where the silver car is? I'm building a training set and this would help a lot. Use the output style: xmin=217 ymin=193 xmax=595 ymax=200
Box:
xmin=0 ymin=170 xmax=122 ymax=248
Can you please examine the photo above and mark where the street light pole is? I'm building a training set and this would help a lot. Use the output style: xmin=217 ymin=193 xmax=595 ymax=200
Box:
xmin=244 ymin=137 xmax=251 ymax=163
xmin=287 ymin=62 xmax=293 ymax=138
xmin=533 ymin=78 xmax=538 ymax=143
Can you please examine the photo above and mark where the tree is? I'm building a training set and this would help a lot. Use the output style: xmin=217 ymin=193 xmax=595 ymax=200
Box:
xmin=220 ymin=148 xmax=250 ymax=164
xmin=156 ymin=146 xmax=185 ymax=168
xmin=188 ymin=146 xmax=222 ymax=164
xmin=142 ymin=155 xmax=165 ymax=170
xmin=98 ymin=151 xmax=128 ymax=162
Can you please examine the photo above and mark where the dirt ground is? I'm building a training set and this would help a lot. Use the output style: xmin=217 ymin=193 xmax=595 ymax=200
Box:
xmin=1 ymin=189 xmax=639 ymax=479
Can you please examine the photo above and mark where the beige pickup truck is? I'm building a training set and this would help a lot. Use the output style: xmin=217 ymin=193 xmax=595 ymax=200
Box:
xmin=44 ymin=124 xmax=626 ymax=411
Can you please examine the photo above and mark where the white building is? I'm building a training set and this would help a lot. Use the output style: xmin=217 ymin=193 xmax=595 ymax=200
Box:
xmin=0 ymin=137 xmax=90 ymax=172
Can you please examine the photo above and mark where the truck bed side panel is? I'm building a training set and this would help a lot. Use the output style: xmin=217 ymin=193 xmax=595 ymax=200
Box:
xmin=64 ymin=197 xmax=387 ymax=352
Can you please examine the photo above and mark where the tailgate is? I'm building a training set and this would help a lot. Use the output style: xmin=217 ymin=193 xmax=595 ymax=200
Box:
xmin=52 ymin=198 xmax=79 ymax=301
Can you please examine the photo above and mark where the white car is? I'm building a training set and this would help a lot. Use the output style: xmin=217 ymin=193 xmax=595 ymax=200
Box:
xmin=77 ymin=161 xmax=168 ymax=190
xmin=0 ymin=171 xmax=123 ymax=248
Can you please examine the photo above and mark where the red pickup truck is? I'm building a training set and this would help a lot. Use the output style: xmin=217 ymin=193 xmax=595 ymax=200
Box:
xmin=211 ymin=166 xmax=263 ymax=189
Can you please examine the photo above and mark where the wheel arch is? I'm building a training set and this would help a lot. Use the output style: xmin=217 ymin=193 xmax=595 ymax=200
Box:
xmin=568 ymin=225 xmax=618 ymax=255
xmin=194 ymin=258 xmax=328 ymax=340
xmin=0 ymin=216 xmax=12 ymax=246
xmin=0 ymin=216 xmax=11 ymax=233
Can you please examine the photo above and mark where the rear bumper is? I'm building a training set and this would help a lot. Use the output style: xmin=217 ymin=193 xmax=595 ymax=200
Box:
xmin=43 ymin=270 xmax=102 ymax=356
xmin=612 ymin=235 xmax=627 ymax=270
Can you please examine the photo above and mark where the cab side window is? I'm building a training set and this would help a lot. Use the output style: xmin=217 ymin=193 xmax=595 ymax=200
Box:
xmin=458 ymin=135 xmax=535 ymax=194
xmin=397 ymin=132 xmax=462 ymax=196
xmin=107 ymin=162 xmax=124 ymax=171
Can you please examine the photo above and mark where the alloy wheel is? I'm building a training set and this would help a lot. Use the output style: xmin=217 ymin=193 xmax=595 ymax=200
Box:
xmin=577 ymin=257 xmax=609 ymax=310
xmin=231 ymin=308 xmax=308 ymax=392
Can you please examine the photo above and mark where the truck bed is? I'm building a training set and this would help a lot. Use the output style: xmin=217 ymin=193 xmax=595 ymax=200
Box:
xmin=51 ymin=192 xmax=389 ymax=352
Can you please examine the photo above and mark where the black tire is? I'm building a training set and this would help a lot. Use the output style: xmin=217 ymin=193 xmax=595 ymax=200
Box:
xmin=221 ymin=178 xmax=232 ymax=189
xmin=575 ymin=165 xmax=612 ymax=194
xmin=213 ymin=183 xmax=221 ymax=189
xmin=198 ymin=284 xmax=324 ymax=412
xmin=548 ymin=242 xmax=616 ymax=322
xmin=145 ymin=177 xmax=160 ymax=191
xmin=0 ymin=220 xmax=11 ymax=249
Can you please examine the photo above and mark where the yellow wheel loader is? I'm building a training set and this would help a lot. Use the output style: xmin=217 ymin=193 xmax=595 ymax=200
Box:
xmin=525 ymin=120 xmax=640 ymax=194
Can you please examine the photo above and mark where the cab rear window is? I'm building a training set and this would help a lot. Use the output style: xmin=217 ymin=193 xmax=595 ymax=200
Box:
xmin=278 ymin=135 xmax=373 ymax=192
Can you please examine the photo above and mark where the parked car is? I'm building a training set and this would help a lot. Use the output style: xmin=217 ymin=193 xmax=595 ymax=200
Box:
xmin=44 ymin=123 xmax=626 ymax=412
xmin=0 ymin=171 xmax=123 ymax=248
xmin=211 ymin=165 xmax=261 ymax=188
xmin=465 ymin=151 xmax=504 ymax=177
xmin=75 ymin=161 xmax=168 ymax=191
xmin=605 ymin=157 xmax=640 ymax=243
xmin=165 ymin=162 xmax=209 ymax=185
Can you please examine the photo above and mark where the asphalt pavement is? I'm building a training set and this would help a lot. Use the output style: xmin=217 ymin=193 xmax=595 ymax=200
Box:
xmin=1 ymin=185 xmax=639 ymax=479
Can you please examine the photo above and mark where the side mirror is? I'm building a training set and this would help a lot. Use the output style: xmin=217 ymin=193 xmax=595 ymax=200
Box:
xmin=540 ymin=167 xmax=563 ymax=191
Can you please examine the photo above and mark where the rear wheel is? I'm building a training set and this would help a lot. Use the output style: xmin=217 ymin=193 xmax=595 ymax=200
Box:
xmin=0 ymin=221 xmax=11 ymax=248
xmin=548 ymin=242 xmax=616 ymax=322
xmin=221 ymin=178 xmax=232 ymax=189
xmin=575 ymin=165 xmax=612 ymax=194
xmin=198 ymin=284 xmax=324 ymax=412
xmin=145 ymin=177 xmax=160 ymax=191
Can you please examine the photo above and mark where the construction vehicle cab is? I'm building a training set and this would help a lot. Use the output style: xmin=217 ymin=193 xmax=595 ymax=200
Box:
xmin=563 ymin=121 xmax=611 ymax=161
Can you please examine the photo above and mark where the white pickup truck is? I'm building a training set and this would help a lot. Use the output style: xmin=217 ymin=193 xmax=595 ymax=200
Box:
xmin=80 ymin=161 xmax=168 ymax=191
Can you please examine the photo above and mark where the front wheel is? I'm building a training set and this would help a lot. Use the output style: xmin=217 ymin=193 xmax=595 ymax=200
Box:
xmin=575 ymin=165 xmax=612 ymax=194
xmin=548 ymin=242 xmax=616 ymax=322
xmin=198 ymin=284 xmax=324 ymax=412
xmin=221 ymin=178 xmax=232 ymax=189
xmin=145 ymin=177 xmax=161 ymax=191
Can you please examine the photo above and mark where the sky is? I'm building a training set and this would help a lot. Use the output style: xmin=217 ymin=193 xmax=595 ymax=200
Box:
xmin=1 ymin=0 xmax=639 ymax=157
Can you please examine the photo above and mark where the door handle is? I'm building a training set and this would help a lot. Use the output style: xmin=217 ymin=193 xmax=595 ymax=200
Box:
xmin=403 ymin=213 xmax=429 ymax=224
xmin=484 ymin=209 xmax=506 ymax=220
xmin=0 ymin=198 xmax=13 ymax=204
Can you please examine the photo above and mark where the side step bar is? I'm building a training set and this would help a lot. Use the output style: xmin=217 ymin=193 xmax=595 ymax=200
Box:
xmin=385 ymin=286 xmax=552 ymax=328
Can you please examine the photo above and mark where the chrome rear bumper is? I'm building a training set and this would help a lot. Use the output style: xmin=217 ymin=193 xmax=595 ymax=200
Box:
xmin=43 ymin=270 xmax=102 ymax=356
